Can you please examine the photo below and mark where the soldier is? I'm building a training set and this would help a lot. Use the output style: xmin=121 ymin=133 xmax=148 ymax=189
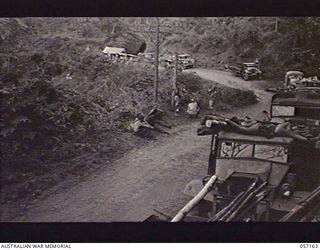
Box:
xmin=129 ymin=114 xmax=153 ymax=133
xmin=187 ymin=98 xmax=200 ymax=118
xmin=144 ymin=108 xmax=171 ymax=134
xmin=173 ymin=91 xmax=181 ymax=116
xmin=208 ymin=86 xmax=218 ymax=110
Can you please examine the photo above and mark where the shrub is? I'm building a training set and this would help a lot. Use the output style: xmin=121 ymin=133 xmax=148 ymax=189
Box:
xmin=220 ymin=87 xmax=258 ymax=106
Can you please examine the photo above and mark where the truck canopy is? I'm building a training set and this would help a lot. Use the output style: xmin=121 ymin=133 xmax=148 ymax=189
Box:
xmin=286 ymin=71 xmax=304 ymax=77
xmin=271 ymin=91 xmax=320 ymax=107
xmin=102 ymin=46 xmax=126 ymax=55
xmin=243 ymin=62 xmax=259 ymax=67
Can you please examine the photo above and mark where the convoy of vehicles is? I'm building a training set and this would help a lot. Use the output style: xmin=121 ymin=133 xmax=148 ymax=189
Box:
xmin=103 ymin=46 xmax=195 ymax=70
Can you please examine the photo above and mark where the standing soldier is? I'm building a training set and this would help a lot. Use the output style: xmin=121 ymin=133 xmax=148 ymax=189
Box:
xmin=208 ymin=86 xmax=218 ymax=110
xmin=173 ymin=91 xmax=181 ymax=116
xmin=187 ymin=98 xmax=200 ymax=118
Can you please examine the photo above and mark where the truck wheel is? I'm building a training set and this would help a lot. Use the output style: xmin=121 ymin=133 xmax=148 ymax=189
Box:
xmin=243 ymin=73 xmax=249 ymax=81
xmin=259 ymin=75 xmax=262 ymax=80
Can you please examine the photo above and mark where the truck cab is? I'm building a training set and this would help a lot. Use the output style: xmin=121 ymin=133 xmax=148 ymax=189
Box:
xmin=232 ymin=62 xmax=262 ymax=81
xmin=183 ymin=125 xmax=320 ymax=221
xmin=178 ymin=54 xmax=195 ymax=69
xmin=284 ymin=71 xmax=304 ymax=88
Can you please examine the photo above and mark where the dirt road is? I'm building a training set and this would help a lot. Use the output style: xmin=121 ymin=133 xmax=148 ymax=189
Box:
xmin=185 ymin=68 xmax=270 ymax=104
xmin=6 ymin=69 xmax=273 ymax=222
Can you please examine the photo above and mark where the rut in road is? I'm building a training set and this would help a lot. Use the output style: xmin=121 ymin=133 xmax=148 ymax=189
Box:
xmin=9 ymin=69 xmax=272 ymax=222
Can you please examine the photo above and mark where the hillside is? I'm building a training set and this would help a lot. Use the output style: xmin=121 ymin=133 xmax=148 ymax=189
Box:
xmin=155 ymin=17 xmax=320 ymax=77
xmin=2 ymin=17 xmax=319 ymax=77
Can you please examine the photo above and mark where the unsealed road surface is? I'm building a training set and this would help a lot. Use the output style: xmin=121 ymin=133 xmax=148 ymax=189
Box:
xmin=6 ymin=69 xmax=272 ymax=222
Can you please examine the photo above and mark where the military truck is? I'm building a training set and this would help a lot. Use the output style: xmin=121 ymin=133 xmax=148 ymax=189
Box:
xmin=182 ymin=123 xmax=320 ymax=221
xmin=284 ymin=71 xmax=304 ymax=88
xmin=144 ymin=89 xmax=320 ymax=222
xmin=270 ymin=89 xmax=320 ymax=123
xmin=178 ymin=54 xmax=195 ymax=69
xmin=266 ymin=71 xmax=320 ymax=93
xmin=166 ymin=91 xmax=320 ymax=222
xmin=145 ymin=121 xmax=319 ymax=222
xmin=161 ymin=54 xmax=195 ymax=70
xmin=232 ymin=62 xmax=262 ymax=81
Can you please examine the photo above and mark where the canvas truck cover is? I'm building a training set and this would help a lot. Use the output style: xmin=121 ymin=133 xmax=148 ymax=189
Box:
xmin=102 ymin=46 xmax=126 ymax=54
xmin=286 ymin=71 xmax=304 ymax=77
xmin=271 ymin=91 xmax=320 ymax=107
xmin=244 ymin=62 xmax=259 ymax=67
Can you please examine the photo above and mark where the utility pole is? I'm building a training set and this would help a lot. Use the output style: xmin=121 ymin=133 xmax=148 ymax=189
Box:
xmin=131 ymin=18 xmax=182 ymax=106
xmin=154 ymin=17 xmax=160 ymax=105
xmin=275 ymin=17 xmax=279 ymax=33
xmin=173 ymin=53 xmax=178 ymax=90
xmin=171 ymin=53 xmax=179 ymax=108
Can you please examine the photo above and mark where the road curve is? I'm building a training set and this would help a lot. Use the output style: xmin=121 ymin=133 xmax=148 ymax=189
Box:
xmin=3 ymin=69 xmax=273 ymax=222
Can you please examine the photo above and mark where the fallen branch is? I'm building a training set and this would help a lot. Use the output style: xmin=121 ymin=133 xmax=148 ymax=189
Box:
xmin=171 ymin=175 xmax=217 ymax=222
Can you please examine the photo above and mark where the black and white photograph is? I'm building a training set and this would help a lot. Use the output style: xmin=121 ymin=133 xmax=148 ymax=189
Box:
xmin=0 ymin=16 xmax=320 ymax=240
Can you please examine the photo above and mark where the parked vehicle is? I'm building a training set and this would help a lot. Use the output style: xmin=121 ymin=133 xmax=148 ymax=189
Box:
xmin=118 ymin=52 xmax=138 ymax=62
xmin=177 ymin=117 xmax=320 ymax=222
xmin=138 ymin=52 xmax=154 ymax=63
xmin=161 ymin=54 xmax=195 ymax=70
xmin=233 ymin=63 xmax=262 ymax=81
xmin=178 ymin=54 xmax=195 ymax=69
xmin=266 ymin=71 xmax=320 ymax=93
xmin=145 ymin=90 xmax=320 ymax=222
xmin=284 ymin=71 xmax=304 ymax=88
xmin=270 ymin=89 xmax=320 ymax=123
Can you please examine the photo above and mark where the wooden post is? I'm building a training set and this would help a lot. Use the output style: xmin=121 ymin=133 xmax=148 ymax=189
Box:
xmin=154 ymin=17 xmax=160 ymax=105
xmin=171 ymin=175 xmax=218 ymax=222
xmin=171 ymin=54 xmax=179 ymax=108
xmin=275 ymin=17 xmax=279 ymax=32
xmin=173 ymin=53 xmax=178 ymax=90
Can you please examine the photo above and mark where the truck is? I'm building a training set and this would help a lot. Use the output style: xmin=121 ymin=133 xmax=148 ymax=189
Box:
xmin=146 ymin=91 xmax=320 ymax=222
xmin=184 ymin=120 xmax=320 ymax=222
xmin=270 ymin=88 xmax=320 ymax=123
xmin=178 ymin=54 xmax=195 ymax=69
xmin=161 ymin=54 xmax=195 ymax=70
xmin=232 ymin=62 xmax=262 ymax=81
xmin=266 ymin=71 xmax=320 ymax=93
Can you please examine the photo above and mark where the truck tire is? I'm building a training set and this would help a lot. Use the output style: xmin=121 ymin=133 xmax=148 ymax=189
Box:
xmin=243 ymin=73 xmax=249 ymax=81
